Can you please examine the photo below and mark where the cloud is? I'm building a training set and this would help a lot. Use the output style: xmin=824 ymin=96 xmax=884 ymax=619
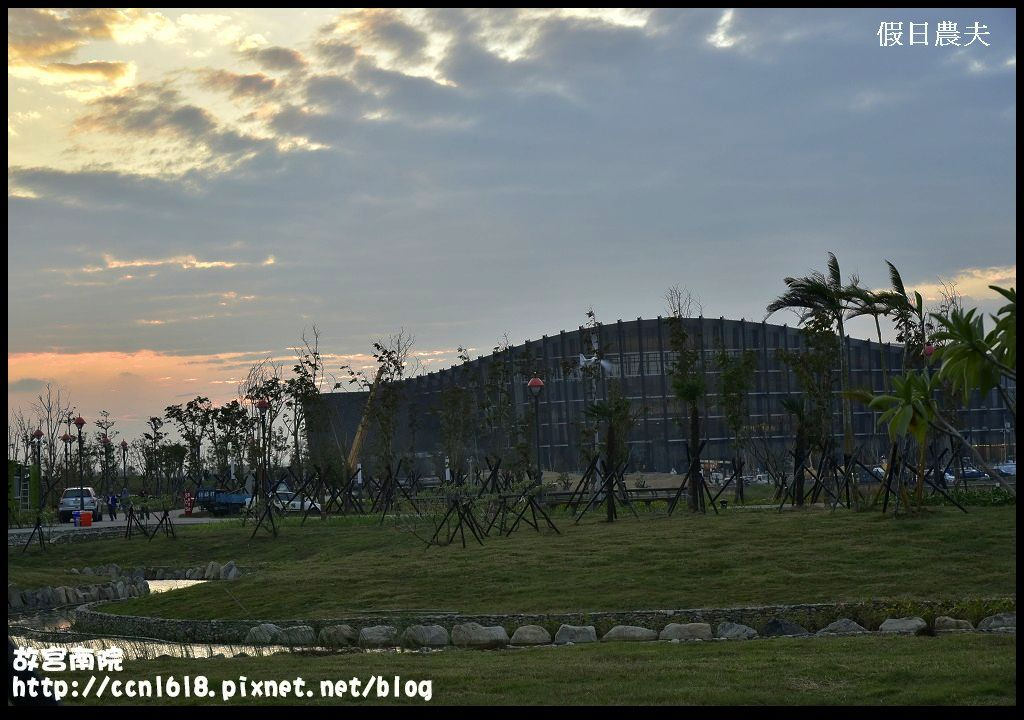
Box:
xmin=314 ymin=39 xmax=357 ymax=66
xmin=707 ymin=9 xmax=745 ymax=49
xmin=7 ymin=8 xmax=175 ymax=88
xmin=8 ymin=378 xmax=48 ymax=393
xmin=907 ymin=266 xmax=1017 ymax=304
xmin=243 ymin=45 xmax=308 ymax=72
xmin=199 ymin=69 xmax=278 ymax=99
xmin=71 ymin=81 xmax=270 ymax=171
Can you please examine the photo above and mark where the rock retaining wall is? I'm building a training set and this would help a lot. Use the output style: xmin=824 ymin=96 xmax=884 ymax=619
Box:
xmin=72 ymin=597 xmax=1015 ymax=646
xmin=70 ymin=560 xmax=242 ymax=582
xmin=9 ymin=579 xmax=150 ymax=612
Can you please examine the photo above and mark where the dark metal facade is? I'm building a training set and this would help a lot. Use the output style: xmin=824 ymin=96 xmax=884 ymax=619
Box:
xmin=314 ymin=317 xmax=1014 ymax=473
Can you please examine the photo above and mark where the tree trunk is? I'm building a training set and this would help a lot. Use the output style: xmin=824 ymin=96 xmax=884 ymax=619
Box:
xmin=835 ymin=315 xmax=858 ymax=508
xmin=688 ymin=405 xmax=700 ymax=512
xmin=794 ymin=432 xmax=806 ymax=507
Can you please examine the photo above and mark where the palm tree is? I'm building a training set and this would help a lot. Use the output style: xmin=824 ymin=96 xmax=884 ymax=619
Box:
xmin=868 ymin=369 xmax=940 ymax=509
xmin=846 ymin=286 xmax=892 ymax=392
xmin=766 ymin=252 xmax=860 ymax=503
xmin=873 ymin=261 xmax=928 ymax=372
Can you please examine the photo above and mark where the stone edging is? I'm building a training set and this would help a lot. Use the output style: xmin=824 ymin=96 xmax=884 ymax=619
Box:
xmin=72 ymin=597 xmax=1016 ymax=646
xmin=9 ymin=579 xmax=151 ymax=613
xmin=70 ymin=560 xmax=242 ymax=582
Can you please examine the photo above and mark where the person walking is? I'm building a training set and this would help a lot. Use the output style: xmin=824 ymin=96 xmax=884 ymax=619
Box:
xmin=107 ymin=493 xmax=118 ymax=521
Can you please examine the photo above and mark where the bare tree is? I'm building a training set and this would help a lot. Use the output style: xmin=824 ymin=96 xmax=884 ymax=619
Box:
xmin=31 ymin=384 xmax=73 ymax=488
xmin=8 ymin=408 xmax=32 ymax=465
xmin=665 ymin=284 xmax=704 ymax=319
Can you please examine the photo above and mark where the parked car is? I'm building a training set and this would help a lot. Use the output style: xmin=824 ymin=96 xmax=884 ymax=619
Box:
xmin=272 ymin=491 xmax=320 ymax=514
xmin=960 ymin=467 xmax=989 ymax=481
xmin=924 ymin=469 xmax=956 ymax=485
xmin=58 ymin=487 xmax=100 ymax=523
xmin=994 ymin=462 xmax=1016 ymax=477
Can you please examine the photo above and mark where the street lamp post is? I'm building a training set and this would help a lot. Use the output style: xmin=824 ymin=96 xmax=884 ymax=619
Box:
xmin=74 ymin=415 xmax=86 ymax=512
xmin=256 ymin=399 xmax=270 ymax=499
xmin=121 ymin=439 xmax=129 ymax=488
xmin=61 ymin=433 xmax=72 ymax=495
xmin=32 ymin=428 xmax=43 ymax=509
xmin=100 ymin=435 xmax=112 ymax=498
xmin=527 ymin=375 xmax=545 ymax=485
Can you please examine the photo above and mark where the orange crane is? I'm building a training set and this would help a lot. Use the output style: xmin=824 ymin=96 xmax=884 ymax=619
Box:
xmin=346 ymin=364 xmax=385 ymax=474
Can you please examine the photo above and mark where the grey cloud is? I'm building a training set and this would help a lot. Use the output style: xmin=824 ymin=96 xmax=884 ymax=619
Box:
xmin=73 ymin=82 xmax=269 ymax=159
xmin=363 ymin=14 xmax=430 ymax=64
xmin=7 ymin=8 xmax=119 ymax=63
xmin=314 ymin=39 xmax=356 ymax=67
xmin=244 ymin=46 xmax=308 ymax=72
xmin=8 ymin=378 xmax=49 ymax=393
xmin=8 ymin=9 xmax=1017 ymax=361
xmin=199 ymin=69 xmax=278 ymax=99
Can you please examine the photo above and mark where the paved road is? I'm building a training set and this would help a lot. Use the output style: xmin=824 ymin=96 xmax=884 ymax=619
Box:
xmin=7 ymin=508 xmax=233 ymax=539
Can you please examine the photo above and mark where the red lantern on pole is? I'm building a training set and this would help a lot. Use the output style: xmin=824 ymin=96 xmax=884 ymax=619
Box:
xmin=527 ymin=376 xmax=545 ymax=397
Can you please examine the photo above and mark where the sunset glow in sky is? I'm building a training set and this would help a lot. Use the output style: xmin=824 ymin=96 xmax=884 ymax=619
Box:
xmin=8 ymin=8 xmax=1017 ymax=438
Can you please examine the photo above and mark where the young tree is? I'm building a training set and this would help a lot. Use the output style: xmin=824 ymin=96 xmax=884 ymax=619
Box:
xmin=340 ymin=329 xmax=416 ymax=478
xmin=778 ymin=320 xmax=839 ymax=506
xmin=665 ymin=288 xmax=706 ymax=512
xmin=165 ymin=396 xmax=212 ymax=480
xmin=584 ymin=382 xmax=638 ymax=522
xmin=715 ymin=346 xmax=757 ymax=501
xmin=143 ymin=416 xmax=167 ymax=495
xmin=94 ymin=410 xmax=118 ymax=497
xmin=766 ymin=252 xmax=862 ymax=506
xmin=30 ymin=383 xmax=73 ymax=496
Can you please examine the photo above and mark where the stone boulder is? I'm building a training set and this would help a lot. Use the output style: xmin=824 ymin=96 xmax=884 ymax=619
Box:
xmin=601 ymin=625 xmax=658 ymax=642
xmin=220 ymin=561 xmax=241 ymax=581
xmin=204 ymin=561 xmax=221 ymax=581
xmin=717 ymin=622 xmax=757 ymax=640
xmin=879 ymin=617 xmax=928 ymax=635
xmin=402 ymin=624 xmax=449 ymax=649
xmin=510 ymin=625 xmax=552 ymax=646
xmin=553 ymin=624 xmax=597 ymax=645
xmin=659 ymin=622 xmax=713 ymax=642
xmin=245 ymin=623 xmax=283 ymax=644
xmin=358 ymin=625 xmax=398 ymax=649
xmin=978 ymin=612 xmax=1015 ymax=632
xmin=451 ymin=622 xmax=509 ymax=649
xmin=761 ymin=618 xmax=809 ymax=637
xmin=934 ymin=616 xmax=973 ymax=633
xmin=82 ymin=567 xmax=94 ymax=575
xmin=816 ymin=618 xmax=868 ymax=635
xmin=279 ymin=626 xmax=316 ymax=645
xmin=9 ymin=586 xmax=25 ymax=609
xmin=318 ymin=625 xmax=357 ymax=647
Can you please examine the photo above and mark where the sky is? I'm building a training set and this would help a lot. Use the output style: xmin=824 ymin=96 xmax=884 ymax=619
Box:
xmin=7 ymin=8 xmax=1017 ymax=439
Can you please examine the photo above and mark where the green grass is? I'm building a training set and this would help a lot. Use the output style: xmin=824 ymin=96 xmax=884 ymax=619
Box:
xmin=8 ymin=506 xmax=1016 ymax=619
xmin=43 ymin=634 xmax=1016 ymax=705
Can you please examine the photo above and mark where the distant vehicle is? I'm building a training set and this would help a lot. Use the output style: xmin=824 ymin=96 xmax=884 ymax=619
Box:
xmin=924 ymin=469 xmax=956 ymax=485
xmin=196 ymin=487 xmax=251 ymax=516
xmin=271 ymin=491 xmax=320 ymax=514
xmin=871 ymin=467 xmax=886 ymax=480
xmin=994 ymin=462 xmax=1016 ymax=477
xmin=960 ymin=467 xmax=989 ymax=481
xmin=58 ymin=487 xmax=99 ymax=523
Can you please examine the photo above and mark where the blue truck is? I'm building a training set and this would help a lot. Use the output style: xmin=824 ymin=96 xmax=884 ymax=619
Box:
xmin=196 ymin=487 xmax=252 ymax=516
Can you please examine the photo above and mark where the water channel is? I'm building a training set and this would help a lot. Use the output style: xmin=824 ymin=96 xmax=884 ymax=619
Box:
xmin=8 ymin=580 xmax=304 ymax=661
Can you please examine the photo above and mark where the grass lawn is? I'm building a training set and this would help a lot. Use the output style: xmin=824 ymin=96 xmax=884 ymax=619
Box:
xmin=43 ymin=634 xmax=1016 ymax=705
xmin=8 ymin=506 xmax=1015 ymax=619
